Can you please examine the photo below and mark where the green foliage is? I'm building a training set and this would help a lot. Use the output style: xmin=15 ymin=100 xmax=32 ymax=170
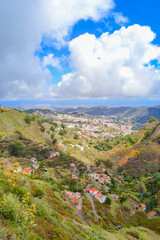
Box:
xmin=40 ymin=125 xmax=45 ymax=132
xmin=33 ymin=188 xmax=44 ymax=199
xmin=123 ymin=200 xmax=131 ymax=212
xmin=142 ymin=128 xmax=152 ymax=140
xmin=105 ymin=196 xmax=111 ymax=205
xmin=103 ymin=158 xmax=113 ymax=169
xmin=149 ymin=117 xmax=157 ymax=123
xmin=26 ymin=232 xmax=42 ymax=240
xmin=12 ymin=185 xmax=27 ymax=200
xmin=59 ymin=129 xmax=67 ymax=136
xmin=24 ymin=115 xmax=32 ymax=124
xmin=8 ymin=142 xmax=24 ymax=157
xmin=0 ymin=194 xmax=19 ymax=221
xmin=50 ymin=125 xmax=55 ymax=132
xmin=74 ymin=133 xmax=79 ymax=140
xmin=72 ymin=225 xmax=79 ymax=233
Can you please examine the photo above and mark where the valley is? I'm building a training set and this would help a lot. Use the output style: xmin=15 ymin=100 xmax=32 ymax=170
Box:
xmin=0 ymin=106 xmax=160 ymax=240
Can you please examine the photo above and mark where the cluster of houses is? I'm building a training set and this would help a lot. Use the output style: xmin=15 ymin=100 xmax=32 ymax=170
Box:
xmin=85 ymin=188 xmax=119 ymax=203
xmin=64 ymin=190 xmax=81 ymax=205
xmin=85 ymin=188 xmax=107 ymax=203
xmin=70 ymin=144 xmax=84 ymax=151
xmin=4 ymin=157 xmax=39 ymax=176
xmin=90 ymin=173 xmax=111 ymax=185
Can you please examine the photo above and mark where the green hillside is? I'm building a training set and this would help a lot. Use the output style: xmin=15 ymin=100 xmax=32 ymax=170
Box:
xmin=0 ymin=109 xmax=52 ymax=145
xmin=0 ymin=109 xmax=160 ymax=240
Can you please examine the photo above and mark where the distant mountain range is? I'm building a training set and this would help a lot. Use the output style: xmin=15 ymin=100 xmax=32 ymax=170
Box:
xmin=53 ymin=106 xmax=160 ymax=124
xmin=22 ymin=105 xmax=160 ymax=125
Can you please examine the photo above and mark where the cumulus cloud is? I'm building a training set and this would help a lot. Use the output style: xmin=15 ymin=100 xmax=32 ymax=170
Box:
xmin=113 ymin=12 xmax=128 ymax=24
xmin=0 ymin=0 xmax=114 ymax=100
xmin=42 ymin=54 xmax=62 ymax=70
xmin=51 ymin=24 xmax=160 ymax=99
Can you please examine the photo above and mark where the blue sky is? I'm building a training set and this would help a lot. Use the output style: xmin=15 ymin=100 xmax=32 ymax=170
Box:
xmin=37 ymin=0 xmax=160 ymax=85
xmin=0 ymin=0 xmax=160 ymax=107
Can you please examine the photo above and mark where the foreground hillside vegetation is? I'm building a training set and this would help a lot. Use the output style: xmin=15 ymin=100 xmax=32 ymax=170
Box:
xmin=0 ymin=107 xmax=160 ymax=240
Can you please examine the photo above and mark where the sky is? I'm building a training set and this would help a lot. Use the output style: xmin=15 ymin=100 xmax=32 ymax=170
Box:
xmin=0 ymin=0 xmax=160 ymax=107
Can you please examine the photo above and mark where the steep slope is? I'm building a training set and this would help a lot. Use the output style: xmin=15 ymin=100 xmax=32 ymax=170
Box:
xmin=0 ymin=109 xmax=52 ymax=145
xmin=101 ymin=120 xmax=160 ymax=176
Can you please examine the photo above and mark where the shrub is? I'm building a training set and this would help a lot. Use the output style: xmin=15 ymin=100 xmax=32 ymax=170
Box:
xmin=72 ymin=225 xmax=79 ymax=233
xmin=79 ymin=232 xmax=87 ymax=238
xmin=0 ymin=194 xmax=19 ymax=221
xmin=24 ymin=115 xmax=32 ymax=124
xmin=8 ymin=142 xmax=24 ymax=157
xmin=149 ymin=117 xmax=157 ymax=123
xmin=123 ymin=200 xmax=131 ymax=212
xmin=26 ymin=232 xmax=42 ymax=240
xmin=40 ymin=125 xmax=45 ymax=132
xmin=33 ymin=188 xmax=44 ymax=199
xmin=12 ymin=185 xmax=27 ymax=200
xmin=105 ymin=196 xmax=111 ymax=205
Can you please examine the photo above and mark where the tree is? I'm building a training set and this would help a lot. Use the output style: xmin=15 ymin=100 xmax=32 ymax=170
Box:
xmin=8 ymin=142 xmax=24 ymax=157
xmin=24 ymin=115 xmax=32 ymax=124
xmin=103 ymin=158 xmax=113 ymax=169
xmin=149 ymin=117 xmax=157 ymax=123
xmin=74 ymin=133 xmax=79 ymax=140
xmin=40 ymin=125 xmax=45 ymax=132
xmin=61 ymin=123 xmax=66 ymax=129
xmin=105 ymin=196 xmax=111 ymax=205
xmin=50 ymin=125 xmax=55 ymax=132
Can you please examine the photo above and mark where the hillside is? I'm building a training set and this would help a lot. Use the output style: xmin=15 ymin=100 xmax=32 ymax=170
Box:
xmin=0 ymin=108 xmax=160 ymax=239
xmin=53 ymin=106 xmax=160 ymax=125
xmin=99 ymin=119 xmax=160 ymax=176
xmin=0 ymin=108 xmax=53 ymax=145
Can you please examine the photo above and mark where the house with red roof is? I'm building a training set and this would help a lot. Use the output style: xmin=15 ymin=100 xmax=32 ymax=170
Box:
xmin=99 ymin=177 xmax=105 ymax=184
xmin=95 ymin=192 xmax=106 ymax=203
xmin=71 ymin=196 xmax=78 ymax=205
xmin=109 ymin=194 xmax=118 ymax=200
xmin=105 ymin=176 xmax=111 ymax=184
xmin=70 ymin=163 xmax=75 ymax=167
xmin=50 ymin=152 xmax=59 ymax=158
xmin=72 ymin=175 xmax=78 ymax=181
xmin=64 ymin=191 xmax=81 ymax=205
xmin=85 ymin=188 xmax=98 ymax=196
xmin=21 ymin=168 xmax=32 ymax=175
xmin=141 ymin=203 xmax=146 ymax=211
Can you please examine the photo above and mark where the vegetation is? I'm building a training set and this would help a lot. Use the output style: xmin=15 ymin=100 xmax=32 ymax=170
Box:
xmin=0 ymin=109 xmax=160 ymax=239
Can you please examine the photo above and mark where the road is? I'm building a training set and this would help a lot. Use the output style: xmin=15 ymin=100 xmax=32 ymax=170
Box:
xmin=86 ymin=194 xmax=101 ymax=221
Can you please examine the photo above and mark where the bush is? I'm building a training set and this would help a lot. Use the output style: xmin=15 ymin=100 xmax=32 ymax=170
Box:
xmin=0 ymin=194 xmax=19 ymax=221
xmin=12 ymin=185 xmax=27 ymax=200
xmin=33 ymin=188 xmax=44 ymax=199
xmin=149 ymin=117 xmax=157 ymax=123
xmin=40 ymin=125 xmax=45 ymax=132
xmin=26 ymin=232 xmax=42 ymax=240
xmin=105 ymin=196 xmax=111 ymax=205
xmin=8 ymin=142 xmax=24 ymax=157
xmin=24 ymin=115 xmax=32 ymax=124
xmin=123 ymin=200 xmax=131 ymax=212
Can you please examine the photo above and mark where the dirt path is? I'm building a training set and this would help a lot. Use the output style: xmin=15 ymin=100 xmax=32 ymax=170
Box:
xmin=67 ymin=197 xmax=90 ymax=225
xmin=76 ymin=197 xmax=90 ymax=225
xmin=86 ymin=194 xmax=101 ymax=221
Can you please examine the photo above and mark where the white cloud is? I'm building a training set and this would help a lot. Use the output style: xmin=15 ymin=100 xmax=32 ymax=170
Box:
xmin=113 ymin=12 xmax=128 ymax=24
xmin=51 ymin=24 xmax=160 ymax=99
xmin=42 ymin=54 xmax=61 ymax=70
xmin=0 ymin=0 xmax=114 ymax=100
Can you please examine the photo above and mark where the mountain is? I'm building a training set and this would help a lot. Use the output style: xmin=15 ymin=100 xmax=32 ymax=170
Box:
xmin=100 ymin=119 xmax=160 ymax=176
xmin=54 ymin=106 xmax=160 ymax=125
